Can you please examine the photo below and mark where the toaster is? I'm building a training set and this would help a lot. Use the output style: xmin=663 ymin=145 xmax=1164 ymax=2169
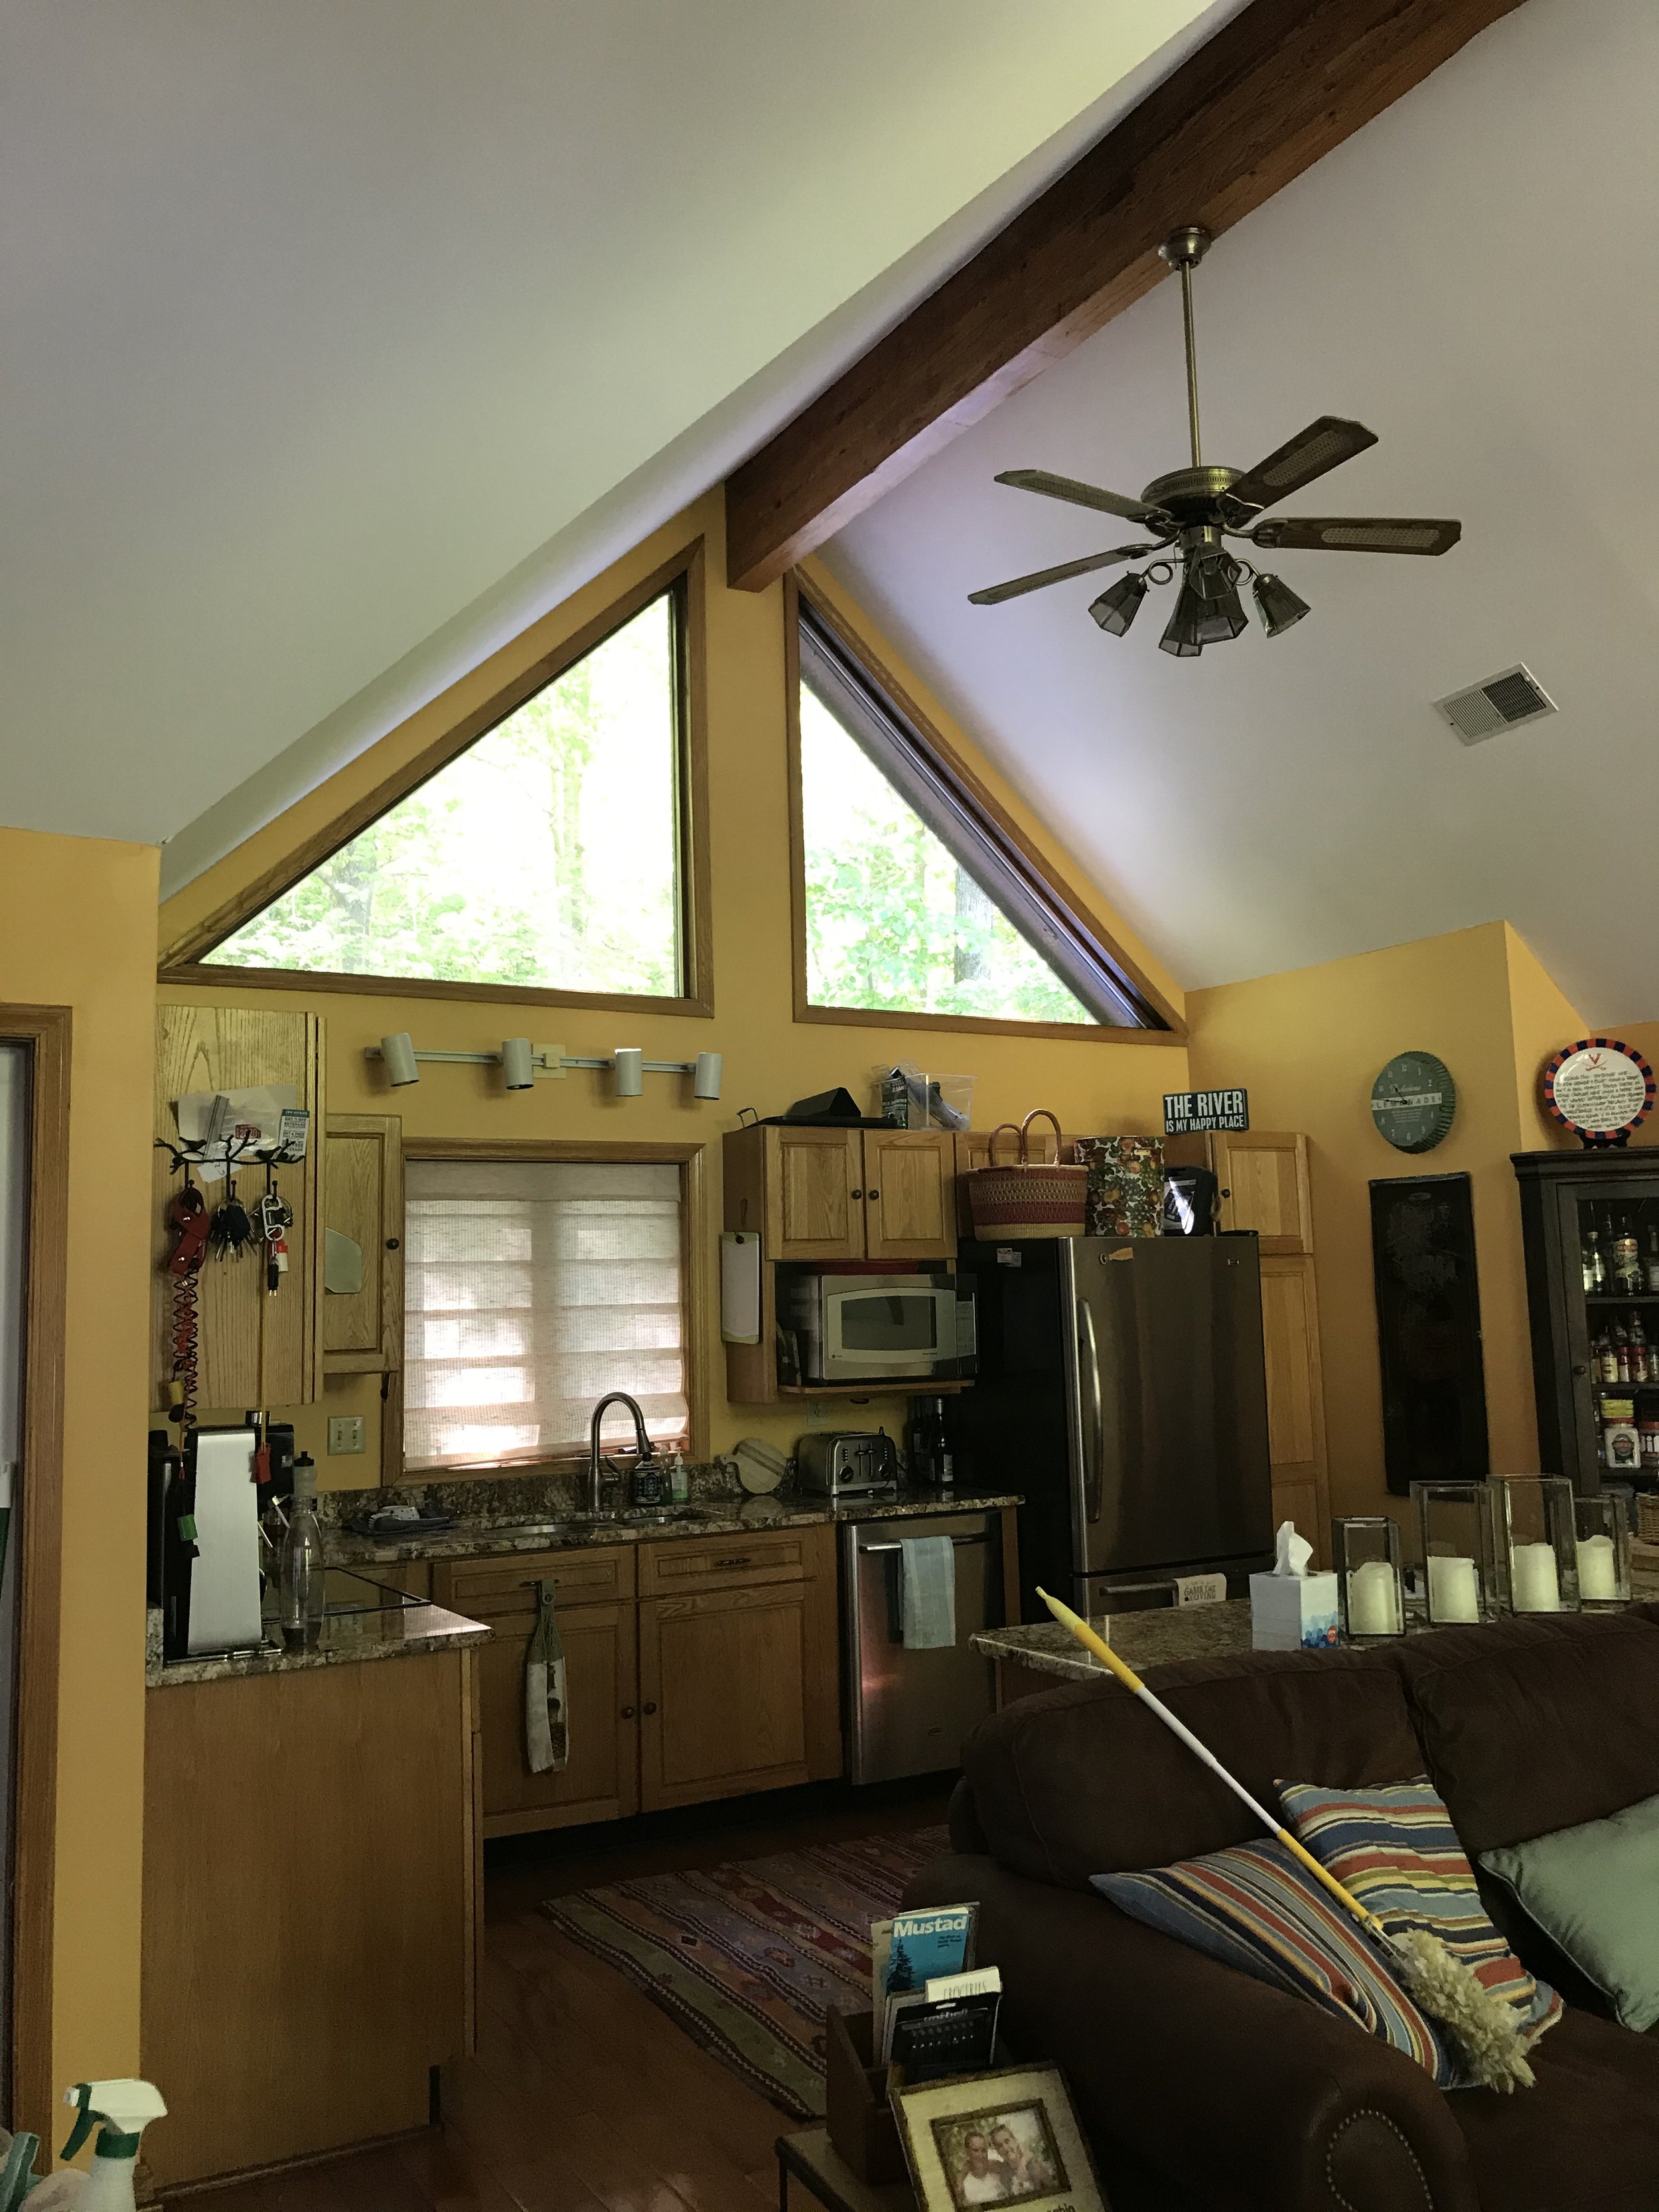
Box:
xmin=795 ymin=1430 xmax=899 ymax=1497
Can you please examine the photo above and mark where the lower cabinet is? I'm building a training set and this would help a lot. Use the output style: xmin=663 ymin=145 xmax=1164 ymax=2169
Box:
xmin=435 ymin=1520 xmax=841 ymax=1837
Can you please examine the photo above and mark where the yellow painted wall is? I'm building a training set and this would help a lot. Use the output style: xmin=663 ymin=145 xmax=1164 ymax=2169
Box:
xmin=1 ymin=827 xmax=159 ymax=2097
xmin=1186 ymin=921 xmax=1583 ymax=1529
xmin=158 ymin=489 xmax=1191 ymax=1485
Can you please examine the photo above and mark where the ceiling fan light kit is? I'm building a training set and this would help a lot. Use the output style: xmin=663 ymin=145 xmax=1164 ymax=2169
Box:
xmin=970 ymin=223 xmax=1462 ymax=653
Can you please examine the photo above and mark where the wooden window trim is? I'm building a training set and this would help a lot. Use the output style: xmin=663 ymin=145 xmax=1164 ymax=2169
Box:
xmin=393 ymin=1138 xmax=706 ymax=1487
xmin=160 ymin=544 xmax=715 ymax=1019
xmin=786 ymin=575 xmax=1186 ymax=1044
xmin=0 ymin=1006 xmax=70 ymax=2140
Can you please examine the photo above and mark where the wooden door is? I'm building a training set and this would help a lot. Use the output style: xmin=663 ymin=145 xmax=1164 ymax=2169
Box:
xmin=764 ymin=1126 xmax=865 ymax=1259
xmin=434 ymin=1548 xmax=639 ymax=1836
xmin=1260 ymin=1252 xmax=1331 ymax=1560
xmin=863 ymin=1129 xmax=956 ymax=1260
xmin=1214 ymin=1132 xmax=1313 ymax=1254
xmin=322 ymin=1114 xmax=403 ymax=1374
xmin=152 ymin=1002 xmax=326 ymax=1410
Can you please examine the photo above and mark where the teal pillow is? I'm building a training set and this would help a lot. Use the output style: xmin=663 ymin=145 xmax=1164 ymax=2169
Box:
xmin=1480 ymin=1790 xmax=1659 ymax=2035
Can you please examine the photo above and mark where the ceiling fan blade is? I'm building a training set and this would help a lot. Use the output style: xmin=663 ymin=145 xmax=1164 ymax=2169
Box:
xmin=995 ymin=469 xmax=1163 ymax=524
xmin=968 ymin=545 xmax=1155 ymax=605
xmin=1250 ymin=516 xmax=1462 ymax=555
xmin=1222 ymin=417 xmax=1378 ymax=517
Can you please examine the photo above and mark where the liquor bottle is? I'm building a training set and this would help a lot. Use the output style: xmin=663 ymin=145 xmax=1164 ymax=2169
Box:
xmin=1646 ymin=1224 xmax=1659 ymax=1295
xmin=1615 ymin=1214 xmax=1643 ymax=1295
xmin=1632 ymin=1312 xmax=1650 ymax=1384
xmin=1597 ymin=1325 xmax=1619 ymax=1383
xmin=1615 ymin=1319 xmax=1632 ymax=1384
xmin=1583 ymin=1224 xmax=1606 ymax=1293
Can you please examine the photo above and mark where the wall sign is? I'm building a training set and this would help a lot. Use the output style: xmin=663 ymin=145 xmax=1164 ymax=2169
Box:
xmin=1370 ymin=1051 xmax=1456 ymax=1153
xmin=1542 ymin=1037 xmax=1655 ymax=1147
xmin=1163 ymin=1088 xmax=1248 ymax=1136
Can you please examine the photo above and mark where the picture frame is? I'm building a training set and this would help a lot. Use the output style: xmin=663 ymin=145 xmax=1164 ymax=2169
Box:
xmin=890 ymin=2063 xmax=1110 ymax=2212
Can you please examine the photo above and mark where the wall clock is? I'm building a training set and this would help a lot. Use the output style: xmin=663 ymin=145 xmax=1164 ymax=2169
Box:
xmin=1542 ymin=1036 xmax=1655 ymax=1147
xmin=1370 ymin=1051 xmax=1457 ymax=1153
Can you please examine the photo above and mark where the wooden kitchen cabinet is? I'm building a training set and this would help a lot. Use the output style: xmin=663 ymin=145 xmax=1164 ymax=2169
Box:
xmin=322 ymin=1112 xmax=403 ymax=1374
xmin=433 ymin=1546 xmax=640 ymax=1837
xmin=1212 ymin=1131 xmax=1314 ymax=1254
xmin=441 ymin=1524 xmax=841 ymax=1835
xmin=724 ymin=1124 xmax=956 ymax=1263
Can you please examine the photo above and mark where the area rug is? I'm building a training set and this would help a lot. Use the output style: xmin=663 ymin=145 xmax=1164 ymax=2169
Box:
xmin=542 ymin=1826 xmax=949 ymax=2117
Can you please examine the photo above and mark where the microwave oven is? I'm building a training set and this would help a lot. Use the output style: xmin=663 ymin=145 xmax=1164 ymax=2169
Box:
xmin=783 ymin=1272 xmax=976 ymax=1386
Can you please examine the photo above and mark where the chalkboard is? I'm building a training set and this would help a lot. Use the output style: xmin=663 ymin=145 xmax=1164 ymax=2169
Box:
xmin=1369 ymin=1171 xmax=1490 ymax=1496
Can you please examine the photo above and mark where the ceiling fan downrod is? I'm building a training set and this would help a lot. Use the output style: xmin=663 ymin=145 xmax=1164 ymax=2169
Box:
xmin=1159 ymin=224 xmax=1212 ymax=471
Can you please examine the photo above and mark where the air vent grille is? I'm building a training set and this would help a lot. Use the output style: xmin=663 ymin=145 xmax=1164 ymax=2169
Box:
xmin=1434 ymin=664 xmax=1557 ymax=745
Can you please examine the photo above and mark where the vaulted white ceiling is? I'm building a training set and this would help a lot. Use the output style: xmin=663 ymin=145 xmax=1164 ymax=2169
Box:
xmin=0 ymin=0 xmax=1232 ymax=886
xmin=824 ymin=0 xmax=1659 ymax=1023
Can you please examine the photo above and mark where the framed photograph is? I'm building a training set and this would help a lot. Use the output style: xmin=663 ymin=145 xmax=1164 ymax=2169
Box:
xmin=891 ymin=2064 xmax=1110 ymax=2212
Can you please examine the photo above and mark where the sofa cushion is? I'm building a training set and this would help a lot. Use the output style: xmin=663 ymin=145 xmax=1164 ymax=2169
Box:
xmin=1278 ymin=1776 xmax=1561 ymax=2041
xmin=1390 ymin=1610 xmax=1659 ymax=1854
xmin=960 ymin=1647 xmax=1422 ymax=1889
xmin=1480 ymin=1788 xmax=1659 ymax=2034
xmin=1449 ymin=2002 xmax=1659 ymax=2212
xmin=1093 ymin=1838 xmax=1461 ymax=2085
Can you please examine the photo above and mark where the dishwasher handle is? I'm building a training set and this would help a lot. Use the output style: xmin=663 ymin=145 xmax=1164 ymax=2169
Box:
xmin=858 ymin=1533 xmax=990 ymax=1554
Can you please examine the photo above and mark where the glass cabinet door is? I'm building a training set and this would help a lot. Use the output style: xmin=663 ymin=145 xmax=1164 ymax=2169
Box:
xmin=1557 ymin=1176 xmax=1659 ymax=1490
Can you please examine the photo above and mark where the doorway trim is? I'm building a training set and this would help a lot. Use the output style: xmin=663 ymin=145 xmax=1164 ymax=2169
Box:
xmin=0 ymin=1007 xmax=70 ymax=2133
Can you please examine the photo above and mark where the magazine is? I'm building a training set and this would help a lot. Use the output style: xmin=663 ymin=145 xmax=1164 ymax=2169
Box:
xmin=872 ymin=1903 xmax=977 ymax=2016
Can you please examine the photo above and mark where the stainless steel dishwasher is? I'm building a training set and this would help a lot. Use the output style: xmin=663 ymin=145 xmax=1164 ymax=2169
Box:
xmin=841 ymin=1510 xmax=1003 ymax=1783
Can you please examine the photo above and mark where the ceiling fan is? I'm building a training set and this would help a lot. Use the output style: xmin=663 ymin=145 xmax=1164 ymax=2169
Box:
xmin=968 ymin=224 xmax=1461 ymax=654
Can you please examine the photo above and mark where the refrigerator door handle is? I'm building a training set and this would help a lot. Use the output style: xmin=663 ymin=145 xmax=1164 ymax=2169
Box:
xmin=1078 ymin=1298 xmax=1105 ymax=1525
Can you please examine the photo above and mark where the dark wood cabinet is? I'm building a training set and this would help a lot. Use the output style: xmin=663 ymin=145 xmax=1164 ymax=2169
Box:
xmin=1513 ymin=1148 xmax=1659 ymax=1493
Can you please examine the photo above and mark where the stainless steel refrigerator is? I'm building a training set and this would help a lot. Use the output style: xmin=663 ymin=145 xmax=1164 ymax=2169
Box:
xmin=954 ymin=1235 xmax=1273 ymax=1617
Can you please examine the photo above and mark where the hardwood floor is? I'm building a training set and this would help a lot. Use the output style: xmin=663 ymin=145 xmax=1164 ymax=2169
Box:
xmin=165 ymin=1777 xmax=953 ymax=2212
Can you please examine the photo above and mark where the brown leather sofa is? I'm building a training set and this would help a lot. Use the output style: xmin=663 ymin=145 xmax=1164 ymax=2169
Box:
xmin=902 ymin=1605 xmax=1659 ymax=2211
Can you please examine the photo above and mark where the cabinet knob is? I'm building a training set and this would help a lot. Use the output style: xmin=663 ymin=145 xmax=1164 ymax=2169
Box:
xmin=850 ymin=1189 xmax=863 ymax=1200
xmin=1572 ymin=1363 xmax=1589 ymax=1377
xmin=867 ymin=1188 xmax=880 ymax=1201
xmin=385 ymin=1237 xmax=400 ymax=1250
xmin=620 ymin=1704 xmax=636 ymax=1719
xmin=642 ymin=1701 xmax=658 ymax=1716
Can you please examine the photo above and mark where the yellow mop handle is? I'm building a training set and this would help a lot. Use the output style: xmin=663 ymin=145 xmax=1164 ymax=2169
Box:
xmin=1035 ymin=1587 xmax=1385 ymax=1937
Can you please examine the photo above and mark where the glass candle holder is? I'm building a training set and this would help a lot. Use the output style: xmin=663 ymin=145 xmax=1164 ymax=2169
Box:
xmin=1333 ymin=1516 xmax=1405 ymax=1640
xmin=1573 ymin=1490 xmax=1632 ymax=1607
xmin=1495 ymin=1475 xmax=1579 ymax=1615
xmin=1413 ymin=1481 xmax=1499 ymax=1625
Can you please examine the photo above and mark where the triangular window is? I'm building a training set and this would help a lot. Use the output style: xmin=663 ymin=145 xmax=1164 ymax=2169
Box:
xmin=795 ymin=593 xmax=1165 ymax=1031
xmin=199 ymin=577 xmax=698 ymax=1003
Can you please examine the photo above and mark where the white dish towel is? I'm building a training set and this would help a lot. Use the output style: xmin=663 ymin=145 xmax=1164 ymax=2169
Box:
xmin=899 ymin=1536 xmax=957 ymax=1649
xmin=526 ymin=1577 xmax=569 ymax=1773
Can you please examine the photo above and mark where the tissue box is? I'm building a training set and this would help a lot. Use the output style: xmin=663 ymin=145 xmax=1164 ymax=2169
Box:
xmin=1250 ymin=1571 xmax=1340 ymax=1651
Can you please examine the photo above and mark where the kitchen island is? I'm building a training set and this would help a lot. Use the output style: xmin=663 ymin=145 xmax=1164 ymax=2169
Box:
xmin=143 ymin=1573 xmax=489 ymax=2192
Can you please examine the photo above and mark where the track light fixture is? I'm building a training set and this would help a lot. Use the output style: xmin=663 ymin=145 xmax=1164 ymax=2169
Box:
xmin=366 ymin=1038 xmax=723 ymax=1100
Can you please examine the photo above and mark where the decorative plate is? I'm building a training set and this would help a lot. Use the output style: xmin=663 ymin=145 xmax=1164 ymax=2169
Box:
xmin=1370 ymin=1052 xmax=1457 ymax=1153
xmin=1542 ymin=1037 xmax=1656 ymax=1145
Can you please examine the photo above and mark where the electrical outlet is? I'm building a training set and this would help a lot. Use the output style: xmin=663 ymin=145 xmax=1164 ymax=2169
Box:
xmin=328 ymin=1416 xmax=366 ymax=1455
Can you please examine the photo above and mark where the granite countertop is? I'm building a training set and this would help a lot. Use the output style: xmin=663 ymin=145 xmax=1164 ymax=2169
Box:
xmin=147 ymin=1593 xmax=490 ymax=1688
xmin=325 ymin=1485 xmax=1023 ymax=1568
xmin=977 ymin=1601 xmax=1254 ymax=1679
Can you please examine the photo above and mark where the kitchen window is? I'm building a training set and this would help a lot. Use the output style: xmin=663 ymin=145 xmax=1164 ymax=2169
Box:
xmin=168 ymin=548 xmax=712 ymax=1014
xmin=402 ymin=1157 xmax=691 ymax=1473
xmin=790 ymin=582 xmax=1175 ymax=1037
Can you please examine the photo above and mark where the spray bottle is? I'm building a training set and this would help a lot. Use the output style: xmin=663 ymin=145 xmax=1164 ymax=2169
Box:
xmin=43 ymin=2081 xmax=167 ymax=2212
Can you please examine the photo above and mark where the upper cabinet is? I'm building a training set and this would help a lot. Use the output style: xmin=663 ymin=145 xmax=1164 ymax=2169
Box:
xmin=1212 ymin=1131 xmax=1313 ymax=1254
xmin=152 ymin=1003 xmax=326 ymax=1410
xmin=322 ymin=1114 xmax=404 ymax=1376
xmin=725 ymin=1125 xmax=956 ymax=1264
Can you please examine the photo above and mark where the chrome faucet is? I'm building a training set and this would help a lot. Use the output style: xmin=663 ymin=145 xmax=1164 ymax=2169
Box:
xmin=587 ymin=1391 xmax=655 ymax=1513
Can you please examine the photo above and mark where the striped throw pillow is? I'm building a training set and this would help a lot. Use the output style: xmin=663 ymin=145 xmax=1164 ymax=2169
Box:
xmin=1092 ymin=1841 xmax=1459 ymax=2084
xmin=1278 ymin=1777 xmax=1561 ymax=2049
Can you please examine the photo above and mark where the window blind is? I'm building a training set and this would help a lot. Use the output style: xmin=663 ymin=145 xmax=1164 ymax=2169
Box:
xmin=403 ymin=1158 xmax=688 ymax=1473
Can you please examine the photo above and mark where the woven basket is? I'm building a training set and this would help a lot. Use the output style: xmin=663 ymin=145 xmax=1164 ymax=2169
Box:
xmin=1638 ymin=1491 xmax=1659 ymax=1546
xmin=968 ymin=1110 xmax=1089 ymax=1240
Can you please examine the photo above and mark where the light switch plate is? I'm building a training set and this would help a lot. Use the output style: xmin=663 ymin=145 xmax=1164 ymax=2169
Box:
xmin=328 ymin=1415 xmax=366 ymax=1455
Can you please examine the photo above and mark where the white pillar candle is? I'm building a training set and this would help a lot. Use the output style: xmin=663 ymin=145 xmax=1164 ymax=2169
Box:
xmin=1576 ymin=1533 xmax=1619 ymax=1601
xmin=1510 ymin=1540 xmax=1561 ymax=1613
xmin=1347 ymin=1559 xmax=1402 ymax=1635
xmin=1427 ymin=1554 xmax=1480 ymax=1623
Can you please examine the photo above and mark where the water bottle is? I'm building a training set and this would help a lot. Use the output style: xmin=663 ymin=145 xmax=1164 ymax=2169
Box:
xmin=279 ymin=1453 xmax=327 ymax=1651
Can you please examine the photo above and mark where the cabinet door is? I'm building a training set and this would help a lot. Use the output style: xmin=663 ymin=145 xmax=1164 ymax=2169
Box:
xmin=764 ymin=1127 xmax=865 ymax=1259
xmin=469 ymin=1597 xmax=639 ymax=1835
xmin=1214 ymin=1132 xmax=1313 ymax=1254
xmin=638 ymin=1582 xmax=814 ymax=1810
xmin=863 ymin=1130 xmax=956 ymax=1261
xmin=1260 ymin=1252 xmax=1331 ymax=1560
xmin=323 ymin=1114 xmax=403 ymax=1374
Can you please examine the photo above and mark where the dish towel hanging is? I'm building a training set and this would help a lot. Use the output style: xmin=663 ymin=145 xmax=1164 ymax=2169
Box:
xmin=899 ymin=1536 xmax=957 ymax=1649
xmin=525 ymin=1576 xmax=569 ymax=1773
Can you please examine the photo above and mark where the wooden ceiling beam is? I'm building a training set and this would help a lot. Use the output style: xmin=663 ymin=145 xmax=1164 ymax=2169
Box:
xmin=725 ymin=0 xmax=1526 ymax=591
